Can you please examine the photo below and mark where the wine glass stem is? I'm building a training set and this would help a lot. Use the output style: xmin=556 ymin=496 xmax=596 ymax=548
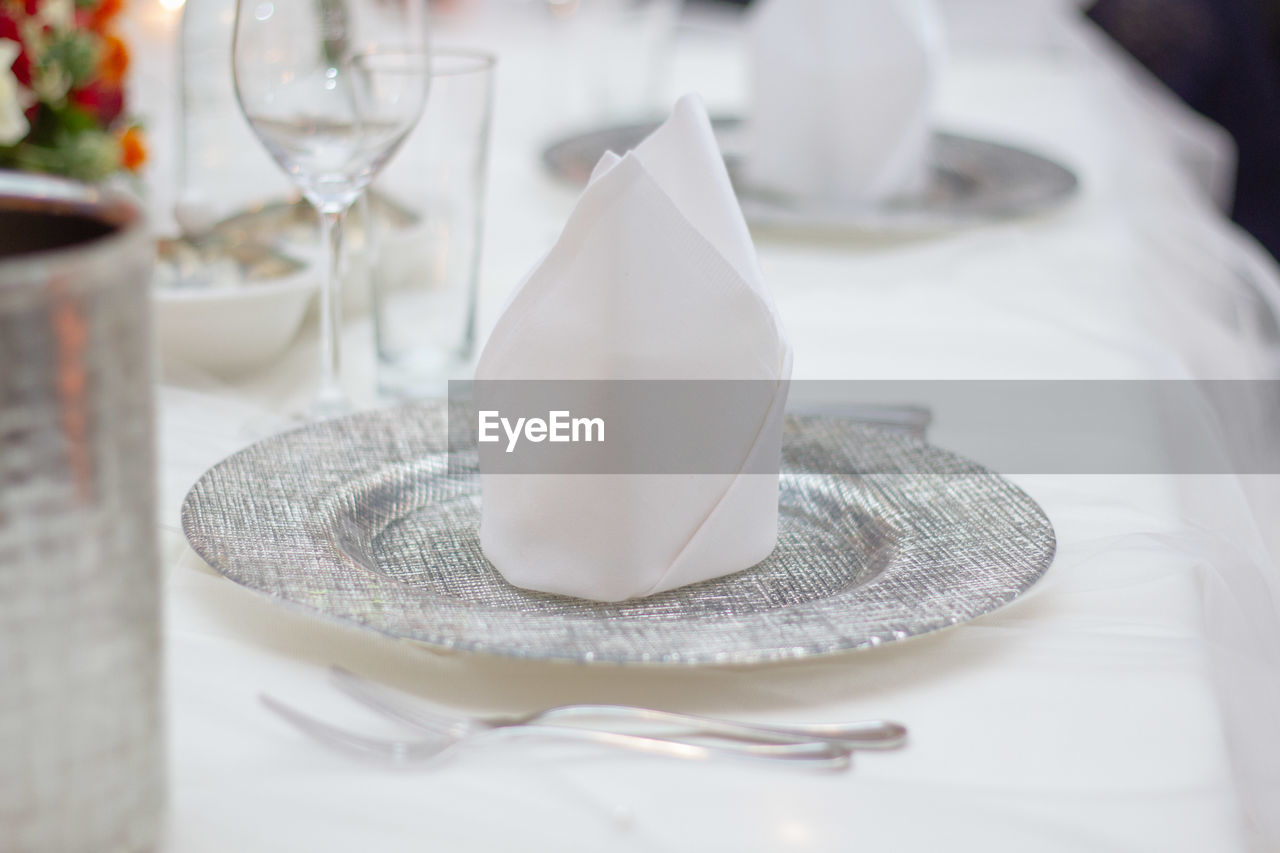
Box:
xmin=315 ymin=207 xmax=348 ymax=414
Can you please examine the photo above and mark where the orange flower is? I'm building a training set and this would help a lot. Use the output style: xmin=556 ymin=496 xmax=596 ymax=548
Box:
xmin=118 ymin=125 xmax=145 ymax=171
xmin=88 ymin=0 xmax=124 ymax=30
xmin=98 ymin=33 xmax=128 ymax=84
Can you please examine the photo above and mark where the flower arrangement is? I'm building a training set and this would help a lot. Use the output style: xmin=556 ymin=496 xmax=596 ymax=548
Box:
xmin=0 ymin=0 xmax=145 ymax=181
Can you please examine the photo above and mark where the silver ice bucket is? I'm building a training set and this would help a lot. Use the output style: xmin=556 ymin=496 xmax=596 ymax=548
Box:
xmin=0 ymin=173 xmax=162 ymax=851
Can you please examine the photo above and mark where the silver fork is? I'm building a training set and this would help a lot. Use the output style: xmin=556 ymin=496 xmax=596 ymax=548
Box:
xmin=261 ymin=694 xmax=854 ymax=768
xmin=330 ymin=666 xmax=908 ymax=749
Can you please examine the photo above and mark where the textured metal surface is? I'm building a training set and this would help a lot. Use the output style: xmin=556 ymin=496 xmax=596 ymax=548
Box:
xmin=183 ymin=402 xmax=1055 ymax=665
xmin=542 ymin=119 xmax=1079 ymax=232
xmin=0 ymin=173 xmax=162 ymax=849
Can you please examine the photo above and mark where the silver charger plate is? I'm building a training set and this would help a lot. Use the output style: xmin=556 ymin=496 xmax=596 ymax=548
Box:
xmin=182 ymin=402 xmax=1055 ymax=666
xmin=542 ymin=118 xmax=1079 ymax=233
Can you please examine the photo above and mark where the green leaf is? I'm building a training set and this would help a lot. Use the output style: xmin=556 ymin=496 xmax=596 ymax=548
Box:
xmin=41 ymin=32 xmax=98 ymax=87
xmin=7 ymin=127 xmax=121 ymax=181
xmin=52 ymin=103 xmax=98 ymax=134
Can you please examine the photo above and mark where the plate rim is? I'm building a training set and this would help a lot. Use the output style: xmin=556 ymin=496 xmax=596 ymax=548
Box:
xmin=540 ymin=117 xmax=1080 ymax=233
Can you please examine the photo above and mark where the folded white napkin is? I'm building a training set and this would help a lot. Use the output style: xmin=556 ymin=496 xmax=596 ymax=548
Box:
xmin=744 ymin=0 xmax=945 ymax=203
xmin=475 ymin=94 xmax=792 ymax=602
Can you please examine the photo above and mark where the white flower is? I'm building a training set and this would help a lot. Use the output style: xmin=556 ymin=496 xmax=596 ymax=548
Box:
xmin=0 ymin=39 xmax=29 ymax=147
xmin=37 ymin=0 xmax=75 ymax=32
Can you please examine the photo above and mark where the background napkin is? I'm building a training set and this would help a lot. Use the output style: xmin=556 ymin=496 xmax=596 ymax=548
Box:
xmin=475 ymin=94 xmax=792 ymax=602
xmin=744 ymin=0 xmax=945 ymax=204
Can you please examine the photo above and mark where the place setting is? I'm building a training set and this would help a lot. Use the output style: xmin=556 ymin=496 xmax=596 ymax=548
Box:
xmin=178 ymin=91 xmax=1057 ymax=766
xmin=155 ymin=0 xmax=1064 ymax=773
xmin=543 ymin=0 xmax=1079 ymax=233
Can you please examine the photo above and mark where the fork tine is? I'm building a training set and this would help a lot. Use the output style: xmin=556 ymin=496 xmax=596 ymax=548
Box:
xmin=329 ymin=666 xmax=472 ymax=739
xmin=259 ymin=694 xmax=451 ymax=764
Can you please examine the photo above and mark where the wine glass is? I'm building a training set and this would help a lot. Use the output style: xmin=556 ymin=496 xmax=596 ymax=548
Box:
xmin=232 ymin=0 xmax=430 ymax=418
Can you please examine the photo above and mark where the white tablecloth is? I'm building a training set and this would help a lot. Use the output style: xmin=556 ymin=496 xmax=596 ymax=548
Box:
xmin=135 ymin=1 xmax=1280 ymax=849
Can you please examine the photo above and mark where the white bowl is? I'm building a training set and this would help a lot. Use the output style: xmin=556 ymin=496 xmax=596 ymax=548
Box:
xmin=153 ymin=267 xmax=316 ymax=378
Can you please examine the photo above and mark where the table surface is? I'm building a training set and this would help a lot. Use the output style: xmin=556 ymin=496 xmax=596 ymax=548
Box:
xmin=129 ymin=1 xmax=1280 ymax=850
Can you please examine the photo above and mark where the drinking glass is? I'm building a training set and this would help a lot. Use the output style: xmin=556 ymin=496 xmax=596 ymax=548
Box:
xmin=372 ymin=49 xmax=496 ymax=397
xmin=232 ymin=0 xmax=430 ymax=417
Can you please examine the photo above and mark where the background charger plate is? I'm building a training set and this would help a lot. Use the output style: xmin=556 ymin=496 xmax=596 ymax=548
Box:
xmin=542 ymin=118 xmax=1079 ymax=233
xmin=182 ymin=402 xmax=1055 ymax=665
